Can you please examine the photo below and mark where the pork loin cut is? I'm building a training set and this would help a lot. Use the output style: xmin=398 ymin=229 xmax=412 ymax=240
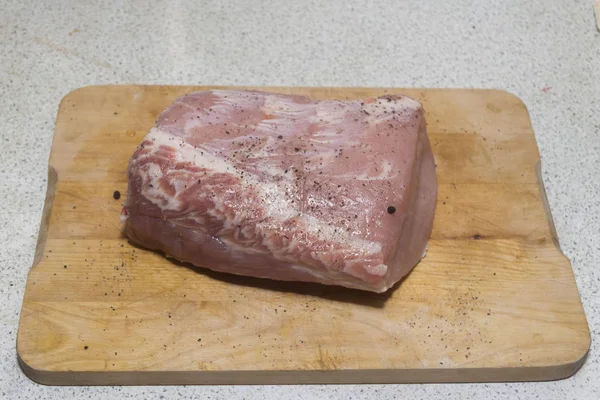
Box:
xmin=122 ymin=90 xmax=437 ymax=293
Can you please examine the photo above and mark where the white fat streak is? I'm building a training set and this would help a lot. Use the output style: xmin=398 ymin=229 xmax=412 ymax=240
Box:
xmin=289 ymin=262 xmax=388 ymax=292
xmin=262 ymin=94 xmax=314 ymax=118
xmin=210 ymin=90 xmax=254 ymax=112
xmin=311 ymin=101 xmax=360 ymax=141
xmin=421 ymin=243 xmax=429 ymax=258
xmin=366 ymin=263 xmax=388 ymax=276
xmin=314 ymin=100 xmax=353 ymax=125
xmin=145 ymin=128 xmax=236 ymax=174
xmin=288 ymin=263 xmax=369 ymax=290
xmin=254 ymin=120 xmax=295 ymax=137
xmin=254 ymin=94 xmax=314 ymax=138
xmin=182 ymin=90 xmax=259 ymax=131
xmin=319 ymin=159 xmax=399 ymax=182
xmin=352 ymin=159 xmax=398 ymax=181
xmin=309 ymin=96 xmax=420 ymax=181
xmin=300 ymin=212 xmax=382 ymax=256
xmin=141 ymin=127 xmax=299 ymax=219
xmin=138 ymin=107 xmax=389 ymax=278
xmin=134 ymin=161 xmax=183 ymax=211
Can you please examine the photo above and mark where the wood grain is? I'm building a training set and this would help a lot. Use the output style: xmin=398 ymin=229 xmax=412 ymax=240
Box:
xmin=17 ymin=86 xmax=590 ymax=385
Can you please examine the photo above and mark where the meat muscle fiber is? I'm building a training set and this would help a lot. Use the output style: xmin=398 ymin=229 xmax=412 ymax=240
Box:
xmin=122 ymin=90 xmax=437 ymax=293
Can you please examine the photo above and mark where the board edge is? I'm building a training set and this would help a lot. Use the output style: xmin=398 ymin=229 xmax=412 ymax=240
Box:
xmin=16 ymin=354 xmax=590 ymax=386
xmin=16 ymin=85 xmax=591 ymax=385
xmin=32 ymin=166 xmax=57 ymax=268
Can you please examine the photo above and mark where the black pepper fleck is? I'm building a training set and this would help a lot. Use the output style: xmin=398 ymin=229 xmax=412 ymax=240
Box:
xmin=113 ymin=190 xmax=121 ymax=200
xmin=387 ymin=206 xmax=396 ymax=214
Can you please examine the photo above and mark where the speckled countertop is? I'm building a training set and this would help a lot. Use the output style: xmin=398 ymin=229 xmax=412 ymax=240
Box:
xmin=1 ymin=0 xmax=599 ymax=398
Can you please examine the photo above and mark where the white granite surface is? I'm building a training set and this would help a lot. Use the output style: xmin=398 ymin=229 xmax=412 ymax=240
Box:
xmin=1 ymin=0 xmax=599 ymax=398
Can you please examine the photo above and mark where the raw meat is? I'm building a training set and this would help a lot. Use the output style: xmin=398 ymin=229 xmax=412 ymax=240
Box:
xmin=122 ymin=90 xmax=437 ymax=293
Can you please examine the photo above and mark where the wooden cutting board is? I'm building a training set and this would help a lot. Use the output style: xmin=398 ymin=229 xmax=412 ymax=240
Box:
xmin=17 ymin=86 xmax=590 ymax=385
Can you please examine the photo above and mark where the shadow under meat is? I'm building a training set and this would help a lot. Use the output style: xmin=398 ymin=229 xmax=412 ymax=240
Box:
xmin=122 ymin=235 xmax=400 ymax=308
xmin=167 ymin=257 xmax=400 ymax=309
